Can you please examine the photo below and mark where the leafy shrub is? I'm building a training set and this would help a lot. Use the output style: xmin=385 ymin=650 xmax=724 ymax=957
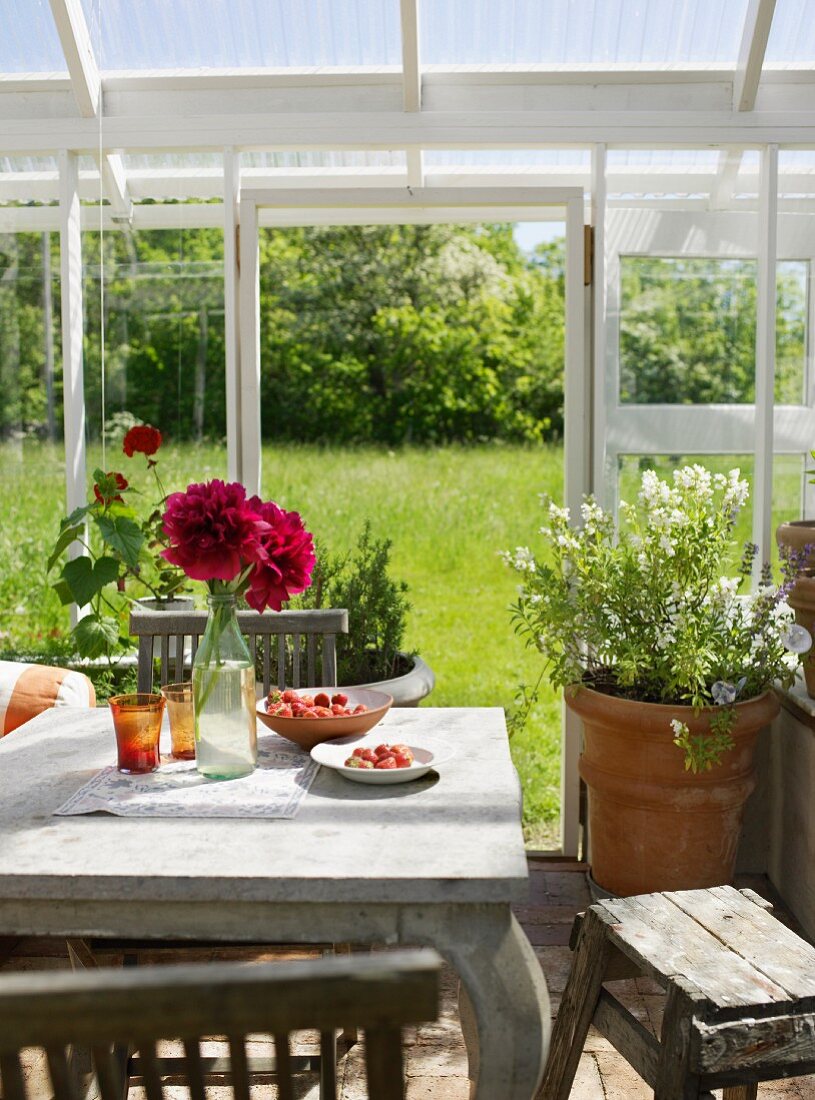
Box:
xmin=294 ymin=522 xmax=413 ymax=684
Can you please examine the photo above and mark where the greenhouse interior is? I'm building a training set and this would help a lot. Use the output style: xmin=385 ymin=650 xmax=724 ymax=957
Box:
xmin=3 ymin=1 xmax=815 ymax=1098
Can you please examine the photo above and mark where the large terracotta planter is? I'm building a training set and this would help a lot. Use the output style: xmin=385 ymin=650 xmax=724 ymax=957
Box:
xmin=776 ymin=521 xmax=815 ymax=697
xmin=568 ymin=685 xmax=779 ymax=897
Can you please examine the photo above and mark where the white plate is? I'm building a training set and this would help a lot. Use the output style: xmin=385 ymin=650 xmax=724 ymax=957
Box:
xmin=310 ymin=733 xmax=453 ymax=785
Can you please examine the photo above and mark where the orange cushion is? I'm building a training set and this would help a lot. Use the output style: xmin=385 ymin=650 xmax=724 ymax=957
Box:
xmin=0 ymin=660 xmax=96 ymax=736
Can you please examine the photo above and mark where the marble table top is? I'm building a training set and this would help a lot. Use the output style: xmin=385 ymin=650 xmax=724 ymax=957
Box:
xmin=0 ymin=705 xmax=528 ymax=907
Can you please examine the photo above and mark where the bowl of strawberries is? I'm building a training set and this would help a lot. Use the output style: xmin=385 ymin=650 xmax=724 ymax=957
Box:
xmin=256 ymin=687 xmax=393 ymax=750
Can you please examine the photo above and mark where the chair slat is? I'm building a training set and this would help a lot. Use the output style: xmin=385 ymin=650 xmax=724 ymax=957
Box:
xmin=160 ymin=636 xmax=170 ymax=686
xmin=183 ymin=1038 xmax=206 ymax=1100
xmin=228 ymin=1036 xmax=251 ymax=1100
xmin=307 ymin=635 xmax=316 ymax=687
xmin=249 ymin=634 xmax=257 ymax=669
xmin=191 ymin=634 xmax=199 ymax=665
xmin=292 ymin=635 xmax=301 ymax=688
xmin=46 ymin=1044 xmax=81 ymax=1100
xmin=278 ymin=636 xmax=287 ymax=689
xmin=364 ymin=1026 xmax=406 ymax=1100
xmin=262 ymin=638 xmax=271 ymax=696
xmin=274 ymin=1033 xmax=294 ymax=1100
xmin=0 ymin=1052 xmax=28 ymax=1100
xmin=137 ymin=1043 xmax=164 ymax=1100
xmin=92 ymin=1043 xmax=125 ymax=1100
xmin=322 ymin=634 xmax=337 ymax=686
xmin=138 ymin=636 xmax=154 ymax=693
xmin=174 ymin=635 xmax=186 ymax=682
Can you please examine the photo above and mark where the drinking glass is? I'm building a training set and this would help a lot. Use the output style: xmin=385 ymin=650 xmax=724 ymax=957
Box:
xmin=109 ymin=693 xmax=165 ymax=774
xmin=161 ymin=681 xmax=195 ymax=760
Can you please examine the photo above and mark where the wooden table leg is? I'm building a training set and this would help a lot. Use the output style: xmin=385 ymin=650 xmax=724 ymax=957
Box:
xmin=654 ymin=986 xmax=703 ymax=1100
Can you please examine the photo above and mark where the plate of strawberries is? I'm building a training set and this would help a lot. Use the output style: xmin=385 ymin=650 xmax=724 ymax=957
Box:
xmin=310 ymin=734 xmax=453 ymax=785
xmin=256 ymin=687 xmax=393 ymax=750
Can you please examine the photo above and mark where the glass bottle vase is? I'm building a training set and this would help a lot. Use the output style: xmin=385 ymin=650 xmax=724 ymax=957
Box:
xmin=192 ymin=593 xmax=257 ymax=780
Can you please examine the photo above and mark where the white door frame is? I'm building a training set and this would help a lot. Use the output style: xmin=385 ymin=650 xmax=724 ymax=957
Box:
xmin=237 ymin=185 xmax=587 ymax=855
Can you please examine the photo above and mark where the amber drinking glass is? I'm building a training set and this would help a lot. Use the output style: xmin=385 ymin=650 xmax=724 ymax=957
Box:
xmin=160 ymin=681 xmax=195 ymax=760
xmin=109 ymin=693 xmax=165 ymax=774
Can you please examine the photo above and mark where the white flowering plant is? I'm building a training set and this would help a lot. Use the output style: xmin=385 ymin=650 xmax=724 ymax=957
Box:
xmin=504 ymin=465 xmax=809 ymax=772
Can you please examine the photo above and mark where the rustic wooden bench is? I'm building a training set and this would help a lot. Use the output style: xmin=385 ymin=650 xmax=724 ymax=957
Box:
xmin=539 ymin=885 xmax=815 ymax=1100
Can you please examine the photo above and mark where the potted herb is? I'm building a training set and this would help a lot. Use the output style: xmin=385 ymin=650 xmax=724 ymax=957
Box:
xmin=505 ymin=465 xmax=808 ymax=896
xmin=294 ymin=522 xmax=434 ymax=706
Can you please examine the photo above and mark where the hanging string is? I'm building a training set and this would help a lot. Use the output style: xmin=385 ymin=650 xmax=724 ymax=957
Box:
xmin=96 ymin=0 xmax=106 ymax=470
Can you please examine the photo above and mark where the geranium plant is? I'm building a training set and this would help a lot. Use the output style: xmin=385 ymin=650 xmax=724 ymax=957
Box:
xmin=505 ymin=465 xmax=808 ymax=772
xmin=48 ymin=423 xmax=185 ymax=661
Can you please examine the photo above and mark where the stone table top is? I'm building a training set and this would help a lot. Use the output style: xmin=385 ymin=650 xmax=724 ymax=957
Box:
xmin=0 ymin=706 xmax=528 ymax=907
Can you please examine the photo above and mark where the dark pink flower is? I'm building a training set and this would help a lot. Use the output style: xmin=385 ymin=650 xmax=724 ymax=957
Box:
xmin=245 ymin=498 xmax=316 ymax=612
xmin=161 ymin=480 xmax=270 ymax=583
xmin=123 ymin=424 xmax=162 ymax=457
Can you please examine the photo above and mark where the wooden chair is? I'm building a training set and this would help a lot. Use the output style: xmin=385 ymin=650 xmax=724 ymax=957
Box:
xmin=0 ymin=948 xmax=441 ymax=1100
xmin=129 ymin=607 xmax=349 ymax=694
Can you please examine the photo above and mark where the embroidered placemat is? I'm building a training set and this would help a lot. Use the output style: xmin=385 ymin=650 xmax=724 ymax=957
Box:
xmin=54 ymin=734 xmax=319 ymax=819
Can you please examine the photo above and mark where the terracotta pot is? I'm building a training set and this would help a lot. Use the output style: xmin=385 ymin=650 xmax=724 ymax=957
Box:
xmin=775 ymin=521 xmax=815 ymax=697
xmin=567 ymin=685 xmax=779 ymax=897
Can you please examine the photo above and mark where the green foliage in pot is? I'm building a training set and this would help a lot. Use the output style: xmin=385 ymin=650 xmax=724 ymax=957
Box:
xmin=294 ymin=521 xmax=413 ymax=685
xmin=504 ymin=465 xmax=806 ymax=772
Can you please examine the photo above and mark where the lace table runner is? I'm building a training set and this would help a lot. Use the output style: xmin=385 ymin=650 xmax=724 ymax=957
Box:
xmin=54 ymin=735 xmax=319 ymax=819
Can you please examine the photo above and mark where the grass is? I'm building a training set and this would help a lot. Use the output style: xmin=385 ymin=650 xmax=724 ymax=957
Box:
xmin=0 ymin=439 xmax=564 ymax=848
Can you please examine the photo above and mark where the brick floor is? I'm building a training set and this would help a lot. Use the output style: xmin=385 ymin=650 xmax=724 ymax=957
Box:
xmin=4 ymin=861 xmax=815 ymax=1098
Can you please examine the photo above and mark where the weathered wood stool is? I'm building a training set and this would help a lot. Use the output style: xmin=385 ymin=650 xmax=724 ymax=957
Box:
xmin=539 ymin=884 xmax=815 ymax=1100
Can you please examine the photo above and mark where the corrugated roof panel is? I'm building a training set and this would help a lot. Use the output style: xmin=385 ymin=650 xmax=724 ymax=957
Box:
xmin=766 ymin=0 xmax=815 ymax=62
xmin=1 ymin=0 xmax=67 ymax=72
xmin=78 ymin=0 xmax=400 ymax=70
xmin=421 ymin=0 xmax=749 ymax=65
xmin=242 ymin=151 xmax=406 ymax=168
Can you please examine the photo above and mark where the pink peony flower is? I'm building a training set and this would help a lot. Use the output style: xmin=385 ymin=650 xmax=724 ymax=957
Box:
xmin=161 ymin=480 xmax=270 ymax=583
xmin=245 ymin=498 xmax=316 ymax=612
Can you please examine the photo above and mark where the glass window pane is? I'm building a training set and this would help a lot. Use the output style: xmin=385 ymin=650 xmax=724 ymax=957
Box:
xmin=422 ymin=0 xmax=749 ymax=65
xmin=0 ymin=230 xmax=66 ymax=651
xmin=79 ymin=0 xmax=400 ymax=70
xmin=82 ymin=227 xmax=227 ymax=490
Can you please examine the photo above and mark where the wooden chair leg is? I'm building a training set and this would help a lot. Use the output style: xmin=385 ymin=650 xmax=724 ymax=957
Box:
xmin=536 ymin=908 xmax=613 ymax=1100
xmin=654 ymin=987 xmax=703 ymax=1100
xmin=722 ymin=1086 xmax=758 ymax=1100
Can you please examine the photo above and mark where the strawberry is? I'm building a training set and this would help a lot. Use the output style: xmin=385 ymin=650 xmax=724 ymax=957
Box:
xmin=346 ymin=756 xmax=373 ymax=768
xmin=390 ymin=743 xmax=413 ymax=760
xmin=374 ymin=744 xmax=391 ymax=757
xmin=314 ymin=706 xmax=332 ymax=718
xmin=267 ymin=689 xmax=282 ymax=707
xmin=331 ymin=703 xmax=347 ymax=715
xmin=300 ymin=695 xmax=315 ymax=707
xmin=331 ymin=692 xmax=349 ymax=707
xmin=360 ymin=749 xmax=378 ymax=764
xmin=393 ymin=752 xmax=412 ymax=768
xmin=314 ymin=692 xmax=331 ymax=708
xmin=353 ymin=704 xmax=368 ymax=714
xmin=351 ymin=747 xmax=366 ymax=758
xmin=374 ymin=755 xmax=397 ymax=769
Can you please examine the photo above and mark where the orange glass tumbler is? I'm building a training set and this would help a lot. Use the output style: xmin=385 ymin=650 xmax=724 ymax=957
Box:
xmin=109 ymin=693 xmax=165 ymax=774
xmin=160 ymin=681 xmax=195 ymax=760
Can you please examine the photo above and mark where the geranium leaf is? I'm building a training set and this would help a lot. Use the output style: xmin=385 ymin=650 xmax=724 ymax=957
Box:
xmin=72 ymin=614 xmax=120 ymax=660
xmin=47 ymin=524 xmax=84 ymax=572
xmin=52 ymin=579 xmax=74 ymax=606
xmin=61 ymin=556 xmax=119 ymax=606
xmin=97 ymin=515 xmax=145 ymax=568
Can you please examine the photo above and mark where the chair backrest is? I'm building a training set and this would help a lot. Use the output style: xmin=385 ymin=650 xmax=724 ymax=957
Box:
xmin=0 ymin=948 xmax=441 ymax=1100
xmin=129 ymin=607 xmax=349 ymax=694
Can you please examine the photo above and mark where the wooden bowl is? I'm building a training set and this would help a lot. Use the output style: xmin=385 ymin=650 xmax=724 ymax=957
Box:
xmin=256 ymin=687 xmax=393 ymax=751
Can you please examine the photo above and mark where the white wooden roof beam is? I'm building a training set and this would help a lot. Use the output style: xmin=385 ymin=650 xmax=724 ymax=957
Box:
xmin=733 ymin=0 xmax=778 ymax=111
xmin=710 ymin=147 xmax=744 ymax=209
xmin=400 ymin=0 xmax=421 ymax=112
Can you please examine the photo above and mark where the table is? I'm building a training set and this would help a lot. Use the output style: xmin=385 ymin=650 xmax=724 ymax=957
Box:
xmin=0 ymin=705 xmax=550 ymax=1099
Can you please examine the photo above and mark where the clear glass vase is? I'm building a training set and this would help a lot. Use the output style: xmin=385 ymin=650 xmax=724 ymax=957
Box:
xmin=192 ymin=593 xmax=257 ymax=780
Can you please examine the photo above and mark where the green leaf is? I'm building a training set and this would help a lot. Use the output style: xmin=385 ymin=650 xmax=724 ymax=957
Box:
xmin=61 ymin=555 xmax=120 ymax=606
xmin=72 ymin=614 xmax=120 ymax=660
xmin=97 ymin=515 xmax=145 ymax=568
xmin=52 ymin=579 xmax=74 ymax=606
xmin=47 ymin=524 xmax=84 ymax=572
xmin=63 ymin=505 xmax=90 ymax=528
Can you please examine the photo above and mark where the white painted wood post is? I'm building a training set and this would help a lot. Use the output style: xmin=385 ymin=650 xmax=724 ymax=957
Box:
xmin=591 ymin=144 xmax=608 ymax=503
xmin=223 ymin=148 xmax=241 ymax=484
xmin=753 ymin=144 xmax=778 ymax=571
xmin=238 ymin=197 xmax=261 ymax=496
xmin=561 ymin=193 xmax=587 ymax=859
xmin=58 ymin=150 xmax=88 ymax=625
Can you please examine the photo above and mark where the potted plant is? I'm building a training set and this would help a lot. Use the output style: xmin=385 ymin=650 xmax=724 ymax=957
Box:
xmin=48 ymin=424 xmax=189 ymax=666
xmin=505 ymin=465 xmax=808 ymax=897
xmin=293 ymin=522 xmax=434 ymax=707
xmin=776 ymin=450 xmax=815 ymax=696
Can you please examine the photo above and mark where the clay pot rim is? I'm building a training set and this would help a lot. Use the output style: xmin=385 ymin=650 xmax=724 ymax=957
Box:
xmin=565 ymin=682 xmax=780 ymax=723
xmin=777 ymin=519 xmax=815 ymax=531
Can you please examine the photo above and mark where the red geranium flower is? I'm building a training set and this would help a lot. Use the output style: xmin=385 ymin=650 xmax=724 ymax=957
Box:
xmin=123 ymin=424 xmax=162 ymax=458
xmin=245 ymin=498 xmax=316 ymax=613
xmin=160 ymin=480 xmax=270 ymax=583
xmin=93 ymin=471 xmax=128 ymax=506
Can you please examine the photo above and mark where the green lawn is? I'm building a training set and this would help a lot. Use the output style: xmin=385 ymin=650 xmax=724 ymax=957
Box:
xmin=0 ymin=440 xmax=564 ymax=847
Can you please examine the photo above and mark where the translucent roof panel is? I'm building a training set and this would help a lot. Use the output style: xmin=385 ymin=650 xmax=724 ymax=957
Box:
xmin=424 ymin=150 xmax=591 ymax=167
xmin=1 ymin=0 xmax=68 ymax=72
xmin=422 ymin=0 xmax=749 ymax=65
xmin=0 ymin=155 xmax=59 ymax=173
xmin=766 ymin=0 xmax=815 ymax=62
xmin=242 ymin=151 xmax=406 ymax=169
xmin=78 ymin=0 xmax=400 ymax=70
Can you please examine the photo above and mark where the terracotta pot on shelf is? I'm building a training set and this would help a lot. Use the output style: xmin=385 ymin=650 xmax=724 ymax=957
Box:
xmin=776 ymin=521 xmax=815 ymax=697
xmin=567 ymin=685 xmax=779 ymax=897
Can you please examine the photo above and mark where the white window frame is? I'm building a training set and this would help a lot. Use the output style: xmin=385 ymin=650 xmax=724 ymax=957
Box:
xmin=236 ymin=185 xmax=587 ymax=855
